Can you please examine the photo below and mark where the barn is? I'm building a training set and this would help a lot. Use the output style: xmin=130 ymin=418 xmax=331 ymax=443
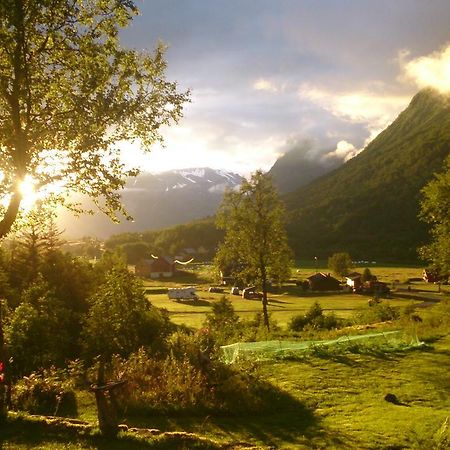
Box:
xmin=135 ymin=256 xmax=176 ymax=279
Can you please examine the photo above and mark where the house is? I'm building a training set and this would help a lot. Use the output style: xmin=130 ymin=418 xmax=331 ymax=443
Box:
xmin=135 ymin=256 xmax=175 ymax=279
xmin=345 ymin=272 xmax=362 ymax=291
xmin=422 ymin=269 xmax=447 ymax=283
xmin=307 ymin=272 xmax=341 ymax=291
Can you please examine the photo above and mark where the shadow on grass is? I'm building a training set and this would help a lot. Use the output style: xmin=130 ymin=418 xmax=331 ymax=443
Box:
xmin=121 ymin=380 xmax=352 ymax=449
xmin=175 ymin=299 xmax=212 ymax=307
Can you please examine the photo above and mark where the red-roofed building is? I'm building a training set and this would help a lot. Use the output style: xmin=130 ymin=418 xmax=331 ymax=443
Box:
xmin=135 ymin=256 xmax=176 ymax=279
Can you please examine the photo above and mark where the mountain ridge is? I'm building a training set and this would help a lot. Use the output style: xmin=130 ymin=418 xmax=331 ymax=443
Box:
xmin=284 ymin=88 xmax=450 ymax=261
xmin=58 ymin=168 xmax=243 ymax=238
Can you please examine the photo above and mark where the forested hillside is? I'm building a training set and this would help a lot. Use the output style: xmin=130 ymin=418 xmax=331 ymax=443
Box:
xmin=106 ymin=89 xmax=450 ymax=262
xmin=284 ymin=88 xmax=450 ymax=261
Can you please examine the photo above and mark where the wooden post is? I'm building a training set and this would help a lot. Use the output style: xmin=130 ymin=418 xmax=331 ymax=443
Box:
xmin=90 ymin=357 xmax=126 ymax=438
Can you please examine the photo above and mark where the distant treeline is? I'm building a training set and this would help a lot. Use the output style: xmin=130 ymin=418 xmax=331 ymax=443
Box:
xmin=105 ymin=218 xmax=223 ymax=262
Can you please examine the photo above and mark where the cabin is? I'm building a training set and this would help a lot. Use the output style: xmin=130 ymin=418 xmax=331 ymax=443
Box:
xmin=135 ymin=256 xmax=175 ymax=279
xmin=345 ymin=272 xmax=362 ymax=291
xmin=307 ymin=272 xmax=341 ymax=291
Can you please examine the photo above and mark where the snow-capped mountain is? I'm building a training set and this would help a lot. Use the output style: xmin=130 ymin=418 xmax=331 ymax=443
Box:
xmin=58 ymin=168 xmax=244 ymax=238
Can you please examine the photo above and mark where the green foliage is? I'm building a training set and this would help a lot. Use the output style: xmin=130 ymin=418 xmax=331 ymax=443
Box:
xmin=289 ymin=301 xmax=340 ymax=331
xmin=105 ymin=218 xmax=223 ymax=260
xmin=81 ymin=268 xmax=173 ymax=361
xmin=284 ymin=89 xmax=450 ymax=261
xmin=362 ymin=267 xmax=373 ymax=282
xmin=111 ymin=349 xmax=213 ymax=414
xmin=215 ymin=171 xmax=293 ymax=329
xmin=205 ymin=297 xmax=241 ymax=343
xmin=6 ymin=280 xmax=74 ymax=377
xmin=12 ymin=368 xmax=77 ymax=417
xmin=353 ymin=302 xmax=400 ymax=324
xmin=120 ymin=241 xmax=150 ymax=264
xmin=0 ymin=0 xmax=188 ymax=238
xmin=110 ymin=343 xmax=282 ymax=415
xmin=328 ymin=252 xmax=353 ymax=277
xmin=419 ymin=155 xmax=450 ymax=277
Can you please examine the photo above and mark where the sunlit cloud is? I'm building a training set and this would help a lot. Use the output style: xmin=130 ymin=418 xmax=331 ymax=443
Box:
xmin=298 ymin=84 xmax=408 ymax=125
xmin=323 ymin=140 xmax=362 ymax=162
xmin=401 ymin=43 xmax=450 ymax=94
xmin=253 ymin=78 xmax=279 ymax=93
xmin=119 ymin=124 xmax=284 ymax=177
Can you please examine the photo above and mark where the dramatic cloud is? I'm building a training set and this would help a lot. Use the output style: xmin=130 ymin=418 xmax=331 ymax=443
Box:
xmin=116 ymin=1 xmax=450 ymax=175
xmin=402 ymin=43 xmax=450 ymax=93
xmin=323 ymin=140 xmax=361 ymax=163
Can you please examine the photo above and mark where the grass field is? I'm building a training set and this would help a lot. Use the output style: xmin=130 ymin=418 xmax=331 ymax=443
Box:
xmin=3 ymin=329 xmax=449 ymax=449
xmin=142 ymin=264 xmax=445 ymax=329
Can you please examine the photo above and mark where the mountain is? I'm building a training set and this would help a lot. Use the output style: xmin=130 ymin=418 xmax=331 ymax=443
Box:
xmin=269 ymin=145 xmax=342 ymax=194
xmin=284 ymin=88 xmax=450 ymax=261
xmin=58 ymin=168 xmax=243 ymax=238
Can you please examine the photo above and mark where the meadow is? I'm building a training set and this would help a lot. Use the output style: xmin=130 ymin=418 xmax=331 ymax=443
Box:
xmin=143 ymin=264 xmax=440 ymax=329
xmin=2 ymin=264 xmax=449 ymax=449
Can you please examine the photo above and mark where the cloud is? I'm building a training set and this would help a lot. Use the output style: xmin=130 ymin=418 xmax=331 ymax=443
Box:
xmin=323 ymin=140 xmax=362 ymax=163
xmin=298 ymin=84 xmax=408 ymax=125
xmin=401 ymin=43 xmax=450 ymax=93
xmin=253 ymin=78 xmax=278 ymax=92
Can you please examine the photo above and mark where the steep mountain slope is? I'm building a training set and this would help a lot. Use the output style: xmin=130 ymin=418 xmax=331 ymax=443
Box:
xmin=58 ymin=168 xmax=243 ymax=238
xmin=269 ymin=145 xmax=341 ymax=194
xmin=284 ymin=88 xmax=450 ymax=261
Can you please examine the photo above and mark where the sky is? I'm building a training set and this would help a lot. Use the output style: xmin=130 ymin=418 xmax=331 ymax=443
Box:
xmin=118 ymin=0 xmax=450 ymax=176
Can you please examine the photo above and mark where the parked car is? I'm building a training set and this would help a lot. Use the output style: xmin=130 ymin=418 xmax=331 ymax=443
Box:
xmin=242 ymin=286 xmax=263 ymax=300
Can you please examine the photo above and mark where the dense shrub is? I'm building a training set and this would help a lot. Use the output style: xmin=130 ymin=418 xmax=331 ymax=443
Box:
xmin=289 ymin=301 xmax=340 ymax=331
xmin=13 ymin=368 xmax=77 ymax=417
xmin=353 ymin=302 xmax=400 ymax=324
xmin=110 ymin=338 xmax=273 ymax=415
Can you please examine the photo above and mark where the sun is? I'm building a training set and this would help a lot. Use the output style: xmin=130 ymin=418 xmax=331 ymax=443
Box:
xmin=18 ymin=175 xmax=38 ymax=211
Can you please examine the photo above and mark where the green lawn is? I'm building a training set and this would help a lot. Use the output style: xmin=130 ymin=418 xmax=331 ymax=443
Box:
xmin=5 ymin=331 xmax=448 ymax=449
xmin=147 ymin=288 xmax=421 ymax=329
xmin=140 ymin=264 xmax=449 ymax=329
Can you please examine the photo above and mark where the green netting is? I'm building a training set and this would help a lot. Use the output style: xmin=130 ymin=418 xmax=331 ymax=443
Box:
xmin=220 ymin=330 xmax=415 ymax=364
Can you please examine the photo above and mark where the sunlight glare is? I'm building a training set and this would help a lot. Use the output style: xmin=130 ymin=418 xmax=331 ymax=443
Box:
xmin=19 ymin=175 xmax=38 ymax=211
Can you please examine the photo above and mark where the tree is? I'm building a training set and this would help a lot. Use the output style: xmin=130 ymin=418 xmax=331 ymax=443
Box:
xmin=419 ymin=155 xmax=450 ymax=276
xmin=361 ymin=268 xmax=373 ymax=282
xmin=8 ymin=208 xmax=64 ymax=289
xmin=0 ymin=0 xmax=188 ymax=238
xmin=328 ymin=252 xmax=353 ymax=278
xmin=81 ymin=267 xmax=172 ymax=361
xmin=215 ymin=171 xmax=292 ymax=330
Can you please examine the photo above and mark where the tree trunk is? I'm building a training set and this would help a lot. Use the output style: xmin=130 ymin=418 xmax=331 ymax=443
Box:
xmin=0 ymin=193 xmax=21 ymax=239
xmin=261 ymin=276 xmax=270 ymax=331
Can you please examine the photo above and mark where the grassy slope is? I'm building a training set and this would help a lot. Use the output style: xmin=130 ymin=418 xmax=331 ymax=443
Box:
xmin=5 ymin=332 xmax=447 ymax=449
xmin=284 ymin=88 xmax=450 ymax=261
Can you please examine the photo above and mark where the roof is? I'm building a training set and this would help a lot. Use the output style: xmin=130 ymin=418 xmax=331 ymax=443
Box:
xmin=346 ymin=272 xmax=362 ymax=278
xmin=307 ymin=272 xmax=339 ymax=282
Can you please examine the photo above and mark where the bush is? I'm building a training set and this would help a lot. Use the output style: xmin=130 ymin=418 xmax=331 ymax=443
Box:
xmin=110 ymin=340 xmax=274 ymax=415
xmin=289 ymin=301 xmax=340 ymax=331
xmin=353 ymin=303 xmax=400 ymax=324
xmin=13 ymin=368 xmax=77 ymax=417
